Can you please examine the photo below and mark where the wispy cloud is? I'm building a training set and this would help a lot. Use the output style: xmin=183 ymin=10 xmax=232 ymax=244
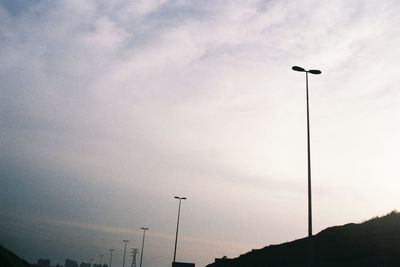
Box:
xmin=2 ymin=1 xmax=400 ymax=266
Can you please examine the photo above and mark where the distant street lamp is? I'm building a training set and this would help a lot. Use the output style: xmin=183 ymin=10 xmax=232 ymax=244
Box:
xmin=100 ymin=254 xmax=104 ymax=266
xmin=109 ymin=249 xmax=114 ymax=267
xmin=292 ymin=66 xmax=321 ymax=238
xmin=140 ymin=227 xmax=149 ymax=267
xmin=173 ymin=196 xmax=187 ymax=263
xmin=122 ymin=240 xmax=130 ymax=267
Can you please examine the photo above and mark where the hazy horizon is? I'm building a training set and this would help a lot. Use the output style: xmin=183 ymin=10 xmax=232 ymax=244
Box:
xmin=2 ymin=1 xmax=400 ymax=267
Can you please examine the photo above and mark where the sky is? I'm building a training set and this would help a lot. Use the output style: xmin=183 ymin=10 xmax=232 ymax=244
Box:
xmin=1 ymin=0 xmax=400 ymax=266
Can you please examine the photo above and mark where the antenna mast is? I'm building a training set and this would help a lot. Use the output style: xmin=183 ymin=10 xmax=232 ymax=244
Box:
xmin=130 ymin=248 xmax=139 ymax=267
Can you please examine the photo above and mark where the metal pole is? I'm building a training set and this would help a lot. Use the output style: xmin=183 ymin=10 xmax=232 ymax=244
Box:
xmin=100 ymin=255 xmax=104 ymax=266
xmin=306 ymin=71 xmax=312 ymax=238
xmin=140 ymin=228 xmax=148 ymax=267
xmin=173 ymin=198 xmax=182 ymax=262
xmin=293 ymin=66 xmax=321 ymax=267
xmin=109 ymin=249 xmax=114 ymax=267
xmin=123 ymin=240 xmax=129 ymax=267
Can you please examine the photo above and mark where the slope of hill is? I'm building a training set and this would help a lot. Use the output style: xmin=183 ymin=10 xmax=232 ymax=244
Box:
xmin=207 ymin=211 xmax=400 ymax=267
xmin=0 ymin=244 xmax=30 ymax=267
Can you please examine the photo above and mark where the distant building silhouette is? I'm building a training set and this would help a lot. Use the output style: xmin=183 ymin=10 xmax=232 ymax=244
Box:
xmin=172 ymin=262 xmax=195 ymax=267
xmin=37 ymin=259 xmax=51 ymax=267
xmin=30 ymin=259 xmax=62 ymax=267
xmin=79 ymin=262 xmax=91 ymax=267
xmin=65 ymin=259 xmax=78 ymax=267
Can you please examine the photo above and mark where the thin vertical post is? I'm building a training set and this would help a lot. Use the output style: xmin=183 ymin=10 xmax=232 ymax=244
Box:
xmin=123 ymin=240 xmax=129 ymax=267
xmin=306 ymin=71 xmax=312 ymax=238
xmin=140 ymin=228 xmax=148 ymax=267
xmin=109 ymin=249 xmax=114 ymax=267
xmin=173 ymin=199 xmax=182 ymax=262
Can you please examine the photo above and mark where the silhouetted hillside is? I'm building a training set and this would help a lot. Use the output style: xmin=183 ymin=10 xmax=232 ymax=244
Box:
xmin=0 ymin=244 xmax=30 ymax=267
xmin=207 ymin=211 xmax=400 ymax=267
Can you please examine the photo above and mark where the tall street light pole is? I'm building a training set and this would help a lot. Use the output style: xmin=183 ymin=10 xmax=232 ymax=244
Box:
xmin=100 ymin=254 xmax=104 ymax=266
xmin=292 ymin=66 xmax=321 ymax=238
xmin=173 ymin=196 xmax=187 ymax=263
xmin=140 ymin=227 xmax=149 ymax=267
xmin=123 ymin=240 xmax=129 ymax=267
xmin=109 ymin=249 xmax=114 ymax=267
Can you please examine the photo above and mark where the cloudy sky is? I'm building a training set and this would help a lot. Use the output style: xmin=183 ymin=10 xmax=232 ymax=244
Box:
xmin=2 ymin=0 xmax=400 ymax=266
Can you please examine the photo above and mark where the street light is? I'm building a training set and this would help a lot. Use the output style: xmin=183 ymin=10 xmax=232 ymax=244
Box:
xmin=292 ymin=65 xmax=321 ymax=238
xmin=99 ymin=254 xmax=104 ymax=266
xmin=140 ymin=227 xmax=149 ymax=267
xmin=109 ymin=249 xmax=114 ymax=267
xmin=173 ymin=196 xmax=187 ymax=263
xmin=122 ymin=240 xmax=129 ymax=267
